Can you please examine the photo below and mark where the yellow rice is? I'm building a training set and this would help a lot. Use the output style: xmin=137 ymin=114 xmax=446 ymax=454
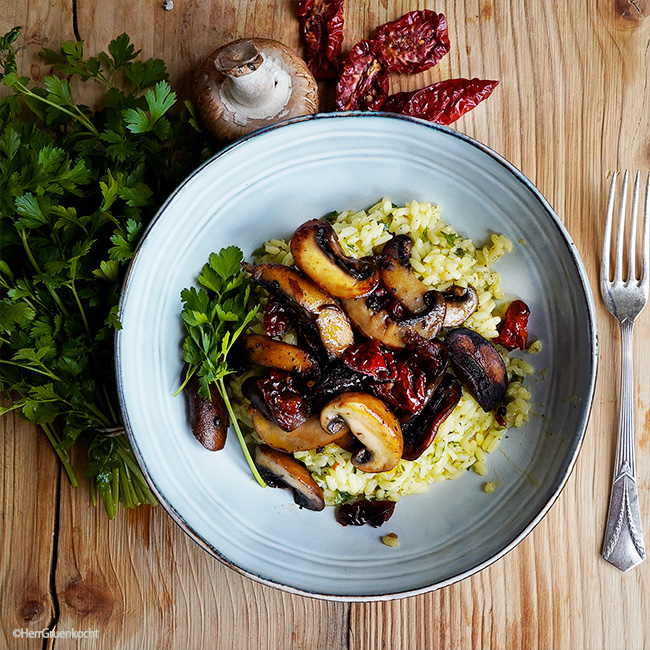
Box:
xmin=231 ymin=198 xmax=534 ymax=506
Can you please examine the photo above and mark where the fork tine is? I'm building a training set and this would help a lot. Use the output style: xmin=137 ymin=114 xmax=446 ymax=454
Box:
xmin=626 ymin=171 xmax=641 ymax=282
xmin=641 ymin=172 xmax=650 ymax=288
xmin=602 ymin=171 xmax=618 ymax=286
xmin=614 ymin=170 xmax=629 ymax=282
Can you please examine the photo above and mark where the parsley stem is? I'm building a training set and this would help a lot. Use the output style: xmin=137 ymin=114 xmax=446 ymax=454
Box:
xmin=0 ymin=358 xmax=61 ymax=381
xmin=18 ymin=230 xmax=71 ymax=318
xmin=68 ymin=281 xmax=90 ymax=335
xmin=41 ymin=422 xmax=79 ymax=487
xmin=12 ymin=80 xmax=100 ymax=136
xmin=216 ymin=377 xmax=266 ymax=488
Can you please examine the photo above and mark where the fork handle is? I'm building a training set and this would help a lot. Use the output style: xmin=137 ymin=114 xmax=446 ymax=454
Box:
xmin=602 ymin=320 xmax=646 ymax=571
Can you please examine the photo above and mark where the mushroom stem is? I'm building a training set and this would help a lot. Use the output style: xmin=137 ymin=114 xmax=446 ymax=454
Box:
xmin=214 ymin=41 xmax=292 ymax=120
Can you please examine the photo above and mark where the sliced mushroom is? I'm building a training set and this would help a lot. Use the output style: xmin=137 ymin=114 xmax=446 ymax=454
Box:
xmin=241 ymin=334 xmax=319 ymax=376
xmin=195 ymin=38 xmax=318 ymax=141
xmin=255 ymin=445 xmax=325 ymax=511
xmin=342 ymin=289 xmax=446 ymax=349
xmin=291 ymin=219 xmax=380 ymax=298
xmin=378 ymin=234 xmax=429 ymax=313
xmin=320 ymin=392 xmax=403 ymax=473
xmin=442 ymin=285 xmax=479 ymax=327
xmin=251 ymin=407 xmax=348 ymax=453
xmin=186 ymin=376 xmax=229 ymax=451
xmin=401 ymin=375 xmax=462 ymax=460
xmin=248 ymin=263 xmax=354 ymax=359
xmin=446 ymin=327 xmax=508 ymax=411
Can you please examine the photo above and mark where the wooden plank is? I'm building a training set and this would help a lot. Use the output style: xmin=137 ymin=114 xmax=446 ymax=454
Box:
xmin=0 ymin=4 xmax=74 ymax=650
xmin=0 ymin=410 xmax=60 ymax=649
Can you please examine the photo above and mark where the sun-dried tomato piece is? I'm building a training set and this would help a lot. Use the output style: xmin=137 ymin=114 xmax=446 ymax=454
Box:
xmin=373 ymin=360 xmax=429 ymax=414
xmin=374 ymin=10 xmax=450 ymax=74
xmin=403 ymin=330 xmax=448 ymax=375
xmin=257 ymin=370 xmax=311 ymax=432
xmin=495 ymin=299 xmax=530 ymax=350
xmin=342 ymin=339 xmax=398 ymax=382
xmin=336 ymin=499 xmax=396 ymax=527
xmin=384 ymin=78 xmax=499 ymax=125
xmin=401 ymin=374 xmax=462 ymax=460
xmin=263 ymin=297 xmax=291 ymax=338
xmin=336 ymin=40 xmax=390 ymax=111
xmin=297 ymin=0 xmax=345 ymax=80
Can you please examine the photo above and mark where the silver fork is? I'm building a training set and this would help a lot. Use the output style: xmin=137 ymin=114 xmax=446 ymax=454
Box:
xmin=600 ymin=170 xmax=649 ymax=571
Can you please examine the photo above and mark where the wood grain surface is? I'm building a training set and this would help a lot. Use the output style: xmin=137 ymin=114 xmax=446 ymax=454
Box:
xmin=1 ymin=1 xmax=650 ymax=649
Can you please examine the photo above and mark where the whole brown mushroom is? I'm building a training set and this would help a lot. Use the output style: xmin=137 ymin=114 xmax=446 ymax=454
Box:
xmin=195 ymin=38 xmax=319 ymax=141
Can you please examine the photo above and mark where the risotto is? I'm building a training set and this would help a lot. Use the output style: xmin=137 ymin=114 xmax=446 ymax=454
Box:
xmin=231 ymin=198 xmax=534 ymax=507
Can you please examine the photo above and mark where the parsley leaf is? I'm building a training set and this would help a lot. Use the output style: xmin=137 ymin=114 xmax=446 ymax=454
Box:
xmin=178 ymin=247 xmax=265 ymax=487
xmin=0 ymin=26 xmax=213 ymax=518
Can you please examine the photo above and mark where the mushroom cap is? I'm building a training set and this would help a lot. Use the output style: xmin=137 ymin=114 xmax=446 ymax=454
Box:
xmin=320 ymin=391 xmax=403 ymax=473
xmin=255 ymin=445 xmax=325 ymax=511
xmin=249 ymin=263 xmax=355 ymax=359
xmin=195 ymin=38 xmax=319 ymax=142
xmin=251 ymin=408 xmax=348 ymax=453
xmin=441 ymin=284 xmax=479 ymax=327
xmin=291 ymin=219 xmax=380 ymax=299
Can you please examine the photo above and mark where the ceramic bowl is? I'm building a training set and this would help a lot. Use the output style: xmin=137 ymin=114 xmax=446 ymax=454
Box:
xmin=116 ymin=113 xmax=597 ymax=600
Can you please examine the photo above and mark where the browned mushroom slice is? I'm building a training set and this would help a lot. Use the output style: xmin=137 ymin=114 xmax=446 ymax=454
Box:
xmin=194 ymin=38 xmax=318 ymax=141
xmin=378 ymin=234 xmax=430 ymax=313
xmin=291 ymin=219 xmax=380 ymax=298
xmin=250 ymin=407 xmax=348 ymax=452
xmin=241 ymin=334 xmax=319 ymax=376
xmin=320 ymin=392 xmax=403 ymax=473
xmin=446 ymin=327 xmax=508 ymax=412
xmin=185 ymin=376 xmax=229 ymax=451
xmin=255 ymin=445 xmax=325 ymax=511
xmin=401 ymin=375 xmax=462 ymax=460
xmin=248 ymin=263 xmax=354 ymax=359
xmin=342 ymin=289 xmax=446 ymax=349
xmin=441 ymin=285 xmax=479 ymax=327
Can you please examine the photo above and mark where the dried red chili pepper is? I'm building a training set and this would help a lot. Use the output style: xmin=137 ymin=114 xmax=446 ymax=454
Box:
xmin=257 ymin=370 xmax=311 ymax=431
xmin=335 ymin=40 xmax=390 ymax=111
xmin=374 ymin=10 xmax=450 ymax=74
xmin=342 ymin=339 xmax=398 ymax=382
xmin=297 ymin=0 xmax=345 ymax=80
xmin=495 ymin=299 xmax=530 ymax=350
xmin=263 ymin=297 xmax=291 ymax=338
xmin=384 ymin=78 xmax=499 ymax=125
xmin=336 ymin=499 xmax=396 ymax=527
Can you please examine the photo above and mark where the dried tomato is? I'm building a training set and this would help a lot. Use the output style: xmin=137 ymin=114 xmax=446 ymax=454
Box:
xmin=257 ymin=370 xmax=311 ymax=431
xmin=373 ymin=360 xmax=429 ymax=414
xmin=263 ymin=297 xmax=291 ymax=338
xmin=336 ymin=40 xmax=390 ymax=111
xmin=495 ymin=300 xmax=530 ymax=350
xmin=297 ymin=0 xmax=345 ymax=80
xmin=342 ymin=339 xmax=398 ymax=382
xmin=374 ymin=10 xmax=450 ymax=74
xmin=403 ymin=330 xmax=448 ymax=375
xmin=336 ymin=499 xmax=396 ymax=527
xmin=384 ymin=78 xmax=499 ymax=125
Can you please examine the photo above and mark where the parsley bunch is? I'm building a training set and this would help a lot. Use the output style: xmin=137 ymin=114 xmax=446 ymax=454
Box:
xmin=0 ymin=27 xmax=211 ymax=517
xmin=178 ymin=247 xmax=265 ymax=487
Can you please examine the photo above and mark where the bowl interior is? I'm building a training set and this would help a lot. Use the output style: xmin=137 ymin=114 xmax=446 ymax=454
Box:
xmin=117 ymin=113 xmax=597 ymax=600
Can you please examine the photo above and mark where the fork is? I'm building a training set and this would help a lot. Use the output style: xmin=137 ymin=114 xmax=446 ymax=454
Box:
xmin=600 ymin=170 xmax=649 ymax=571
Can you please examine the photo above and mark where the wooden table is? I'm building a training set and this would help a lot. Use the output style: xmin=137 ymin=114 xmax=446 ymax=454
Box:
xmin=2 ymin=1 xmax=650 ymax=648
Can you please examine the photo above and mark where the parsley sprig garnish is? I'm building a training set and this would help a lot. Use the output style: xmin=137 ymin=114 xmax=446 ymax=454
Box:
xmin=178 ymin=247 xmax=266 ymax=487
xmin=0 ymin=27 xmax=211 ymax=517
